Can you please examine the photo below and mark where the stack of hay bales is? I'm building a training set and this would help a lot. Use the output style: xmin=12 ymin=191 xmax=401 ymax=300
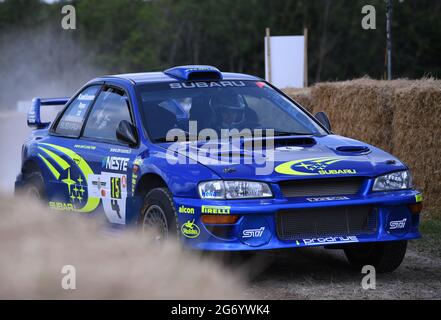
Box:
xmin=283 ymin=87 xmax=313 ymax=113
xmin=391 ymin=80 xmax=441 ymax=217
xmin=285 ymin=79 xmax=441 ymax=217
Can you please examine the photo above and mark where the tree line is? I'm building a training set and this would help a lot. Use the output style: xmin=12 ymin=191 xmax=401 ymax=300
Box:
xmin=1 ymin=0 xmax=440 ymax=84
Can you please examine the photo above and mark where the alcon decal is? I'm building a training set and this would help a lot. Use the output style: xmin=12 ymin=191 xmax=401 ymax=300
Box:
xmin=179 ymin=206 xmax=195 ymax=214
xmin=275 ymin=157 xmax=357 ymax=176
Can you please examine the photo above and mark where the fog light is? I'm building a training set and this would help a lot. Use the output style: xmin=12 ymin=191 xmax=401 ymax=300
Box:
xmin=408 ymin=202 xmax=423 ymax=214
xmin=201 ymin=215 xmax=239 ymax=225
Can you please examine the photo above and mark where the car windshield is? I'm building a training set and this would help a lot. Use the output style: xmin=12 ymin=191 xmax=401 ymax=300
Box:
xmin=136 ymin=80 xmax=327 ymax=142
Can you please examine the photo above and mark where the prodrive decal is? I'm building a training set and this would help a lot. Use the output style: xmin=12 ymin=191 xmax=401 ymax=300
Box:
xmin=306 ymin=196 xmax=350 ymax=202
xmin=300 ymin=236 xmax=359 ymax=246
xmin=275 ymin=157 xmax=357 ymax=176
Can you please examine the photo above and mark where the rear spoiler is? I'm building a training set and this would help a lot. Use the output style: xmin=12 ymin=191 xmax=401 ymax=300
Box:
xmin=27 ymin=97 xmax=70 ymax=129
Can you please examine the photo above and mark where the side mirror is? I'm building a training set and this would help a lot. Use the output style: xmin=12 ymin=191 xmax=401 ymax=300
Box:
xmin=315 ymin=111 xmax=331 ymax=131
xmin=116 ymin=120 xmax=138 ymax=146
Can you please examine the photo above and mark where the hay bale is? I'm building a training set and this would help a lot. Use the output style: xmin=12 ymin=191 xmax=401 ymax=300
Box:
xmin=284 ymin=78 xmax=441 ymax=217
xmin=310 ymin=79 xmax=396 ymax=152
xmin=391 ymin=80 xmax=441 ymax=216
xmin=283 ymin=88 xmax=313 ymax=112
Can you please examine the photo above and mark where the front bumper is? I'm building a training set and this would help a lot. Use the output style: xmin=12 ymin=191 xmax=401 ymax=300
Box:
xmin=174 ymin=189 xmax=422 ymax=251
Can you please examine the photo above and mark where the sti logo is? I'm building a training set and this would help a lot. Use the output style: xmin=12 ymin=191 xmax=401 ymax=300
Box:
xmin=102 ymin=157 xmax=129 ymax=172
xmin=389 ymin=218 xmax=407 ymax=230
xmin=242 ymin=227 xmax=265 ymax=238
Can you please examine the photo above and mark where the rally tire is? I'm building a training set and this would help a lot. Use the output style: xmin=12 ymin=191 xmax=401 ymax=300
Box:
xmin=344 ymin=241 xmax=407 ymax=273
xmin=22 ymin=171 xmax=46 ymax=201
xmin=140 ymin=188 xmax=179 ymax=241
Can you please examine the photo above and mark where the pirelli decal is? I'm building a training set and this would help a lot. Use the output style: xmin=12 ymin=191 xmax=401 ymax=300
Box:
xmin=201 ymin=206 xmax=231 ymax=215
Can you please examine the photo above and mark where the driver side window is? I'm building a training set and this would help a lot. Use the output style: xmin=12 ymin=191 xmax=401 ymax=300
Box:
xmin=83 ymin=87 xmax=133 ymax=144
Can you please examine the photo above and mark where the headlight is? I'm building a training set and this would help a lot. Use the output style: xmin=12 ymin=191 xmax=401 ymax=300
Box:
xmin=372 ymin=170 xmax=412 ymax=191
xmin=198 ymin=180 xmax=273 ymax=199
xmin=198 ymin=181 xmax=225 ymax=199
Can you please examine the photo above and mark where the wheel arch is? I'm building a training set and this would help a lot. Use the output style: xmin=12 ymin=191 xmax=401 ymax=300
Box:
xmin=135 ymin=172 xmax=170 ymax=197
xmin=22 ymin=158 xmax=42 ymax=178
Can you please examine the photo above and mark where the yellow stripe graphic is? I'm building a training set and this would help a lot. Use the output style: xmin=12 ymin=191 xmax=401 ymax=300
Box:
xmin=38 ymin=146 xmax=70 ymax=170
xmin=39 ymin=143 xmax=100 ymax=213
xmin=38 ymin=154 xmax=60 ymax=180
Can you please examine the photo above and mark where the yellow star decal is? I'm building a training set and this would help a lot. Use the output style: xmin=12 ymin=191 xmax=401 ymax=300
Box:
xmin=62 ymin=169 xmax=76 ymax=195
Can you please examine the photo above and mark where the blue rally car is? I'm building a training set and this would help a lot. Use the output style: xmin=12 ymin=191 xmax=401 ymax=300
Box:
xmin=16 ymin=65 xmax=422 ymax=272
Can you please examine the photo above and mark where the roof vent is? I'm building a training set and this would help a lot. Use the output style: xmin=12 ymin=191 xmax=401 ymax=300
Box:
xmin=164 ymin=65 xmax=222 ymax=81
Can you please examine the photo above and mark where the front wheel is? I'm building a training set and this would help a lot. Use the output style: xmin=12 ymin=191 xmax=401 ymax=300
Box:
xmin=140 ymin=188 xmax=179 ymax=242
xmin=344 ymin=241 xmax=407 ymax=273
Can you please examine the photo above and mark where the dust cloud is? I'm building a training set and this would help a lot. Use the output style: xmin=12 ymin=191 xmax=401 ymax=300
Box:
xmin=0 ymin=27 xmax=252 ymax=300
xmin=0 ymin=26 xmax=104 ymax=193
xmin=0 ymin=195 xmax=250 ymax=299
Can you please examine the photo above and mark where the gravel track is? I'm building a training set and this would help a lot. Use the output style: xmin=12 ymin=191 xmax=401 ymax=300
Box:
xmin=244 ymin=244 xmax=441 ymax=299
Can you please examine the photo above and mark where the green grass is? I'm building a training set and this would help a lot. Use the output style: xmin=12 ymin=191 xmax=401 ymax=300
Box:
xmin=409 ymin=216 xmax=441 ymax=258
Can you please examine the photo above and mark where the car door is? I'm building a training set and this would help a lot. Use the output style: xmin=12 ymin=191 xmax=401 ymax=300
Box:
xmin=39 ymin=84 xmax=102 ymax=212
xmin=78 ymin=85 xmax=138 ymax=225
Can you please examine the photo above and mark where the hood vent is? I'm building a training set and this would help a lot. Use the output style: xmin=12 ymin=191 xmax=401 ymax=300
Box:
xmin=335 ymin=146 xmax=371 ymax=155
xmin=274 ymin=137 xmax=316 ymax=148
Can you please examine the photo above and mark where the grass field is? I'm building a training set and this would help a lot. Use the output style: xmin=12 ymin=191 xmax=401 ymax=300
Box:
xmin=410 ymin=216 xmax=441 ymax=258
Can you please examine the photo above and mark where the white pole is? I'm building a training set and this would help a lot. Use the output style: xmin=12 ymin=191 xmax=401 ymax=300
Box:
xmin=304 ymin=27 xmax=308 ymax=87
xmin=386 ymin=0 xmax=392 ymax=80
xmin=266 ymin=27 xmax=272 ymax=83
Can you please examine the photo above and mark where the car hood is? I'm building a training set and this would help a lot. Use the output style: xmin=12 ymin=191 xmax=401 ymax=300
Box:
xmin=166 ymin=135 xmax=407 ymax=182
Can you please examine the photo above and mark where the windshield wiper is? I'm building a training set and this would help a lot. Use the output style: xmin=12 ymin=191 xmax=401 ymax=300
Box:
xmin=153 ymin=130 xmax=313 ymax=142
xmin=153 ymin=130 xmax=194 ymax=143
xmin=272 ymin=131 xmax=313 ymax=136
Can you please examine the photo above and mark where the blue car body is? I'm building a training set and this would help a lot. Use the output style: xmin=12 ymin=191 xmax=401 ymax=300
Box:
xmin=15 ymin=65 xmax=422 ymax=251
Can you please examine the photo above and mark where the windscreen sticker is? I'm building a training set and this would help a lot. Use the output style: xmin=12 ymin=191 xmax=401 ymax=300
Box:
xmin=170 ymin=81 xmax=246 ymax=89
xmin=78 ymin=93 xmax=96 ymax=101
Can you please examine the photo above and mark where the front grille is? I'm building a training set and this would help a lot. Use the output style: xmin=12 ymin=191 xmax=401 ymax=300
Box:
xmin=276 ymin=206 xmax=377 ymax=241
xmin=279 ymin=178 xmax=363 ymax=198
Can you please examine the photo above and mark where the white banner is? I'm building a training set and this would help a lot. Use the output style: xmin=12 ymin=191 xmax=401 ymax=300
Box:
xmin=265 ymin=35 xmax=305 ymax=89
